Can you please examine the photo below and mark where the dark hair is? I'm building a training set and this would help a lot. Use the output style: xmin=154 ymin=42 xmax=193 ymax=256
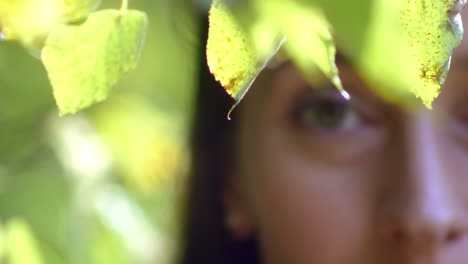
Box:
xmin=178 ymin=13 xmax=259 ymax=264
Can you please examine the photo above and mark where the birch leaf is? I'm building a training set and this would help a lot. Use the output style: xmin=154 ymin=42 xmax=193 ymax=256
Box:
xmin=402 ymin=0 xmax=464 ymax=107
xmin=64 ymin=0 xmax=103 ymax=22
xmin=258 ymin=1 xmax=344 ymax=95
xmin=208 ymin=0 xmax=343 ymax=103
xmin=207 ymin=0 xmax=260 ymax=102
xmin=220 ymin=0 xmax=466 ymax=108
xmin=42 ymin=9 xmax=148 ymax=115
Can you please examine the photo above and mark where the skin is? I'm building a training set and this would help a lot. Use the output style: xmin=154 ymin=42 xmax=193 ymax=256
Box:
xmin=224 ymin=7 xmax=468 ymax=264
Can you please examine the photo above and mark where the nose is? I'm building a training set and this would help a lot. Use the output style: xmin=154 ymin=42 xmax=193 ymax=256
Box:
xmin=378 ymin=111 xmax=467 ymax=253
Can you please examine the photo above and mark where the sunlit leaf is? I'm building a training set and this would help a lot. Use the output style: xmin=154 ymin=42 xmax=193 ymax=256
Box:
xmin=356 ymin=0 xmax=416 ymax=104
xmin=0 ymin=223 xmax=5 ymax=261
xmin=63 ymin=0 xmax=103 ymax=23
xmin=0 ymin=0 xmax=64 ymax=50
xmin=209 ymin=0 xmax=346 ymax=103
xmin=42 ymin=9 xmax=148 ymax=115
xmin=220 ymin=0 xmax=466 ymax=108
xmin=301 ymin=0 xmax=373 ymax=59
xmin=402 ymin=0 xmax=465 ymax=107
xmin=0 ymin=0 xmax=102 ymax=51
xmin=6 ymin=218 xmax=44 ymax=264
xmin=207 ymin=0 xmax=260 ymax=102
xmin=254 ymin=0 xmax=345 ymax=95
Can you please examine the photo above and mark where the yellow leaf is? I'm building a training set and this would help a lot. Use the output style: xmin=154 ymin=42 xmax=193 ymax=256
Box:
xmin=206 ymin=0 xmax=260 ymax=101
xmin=402 ymin=0 xmax=465 ymax=107
xmin=42 ymin=9 xmax=148 ymax=115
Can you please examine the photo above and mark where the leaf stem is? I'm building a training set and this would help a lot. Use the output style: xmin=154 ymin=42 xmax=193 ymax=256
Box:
xmin=121 ymin=0 xmax=128 ymax=14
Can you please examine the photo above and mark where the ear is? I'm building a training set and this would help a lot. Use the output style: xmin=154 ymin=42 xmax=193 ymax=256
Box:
xmin=223 ymin=173 xmax=255 ymax=241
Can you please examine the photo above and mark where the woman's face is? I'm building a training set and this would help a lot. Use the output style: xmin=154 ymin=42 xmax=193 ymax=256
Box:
xmin=227 ymin=11 xmax=468 ymax=264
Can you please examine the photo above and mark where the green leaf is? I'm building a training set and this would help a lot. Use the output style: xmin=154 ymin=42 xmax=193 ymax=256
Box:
xmin=402 ymin=0 xmax=464 ymax=107
xmin=0 ymin=224 xmax=5 ymax=261
xmin=6 ymin=218 xmax=44 ymax=264
xmin=302 ymin=0 xmax=373 ymax=60
xmin=220 ymin=0 xmax=465 ymax=108
xmin=221 ymin=0 xmax=402 ymax=102
xmin=63 ymin=0 xmax=103 ymax=23
xmin=301 ymin=0 xmax=464 ymax=107
xmin=208 ymin=0 xmax=345 ymax=104
xmin=42 ymin=9 xmax=148 ymax=115
xmin=286 ymin=0 xmax=415 ymax=104
xmin=254 ymin=0 xmax=345 ymax=95
xmin=356 ymin=0 xmax=416 ymax=104
xmin=0 ymin=0 xmax=102 ymax=51
xmin=207 ymin=0 xmax=260 ymax=102
xmin=207 ymin=0 xmax=283 ymax=105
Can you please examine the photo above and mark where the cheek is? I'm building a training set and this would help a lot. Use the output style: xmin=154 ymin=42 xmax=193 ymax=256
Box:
xmin=239 ymin=126 xmax=382 ymax=264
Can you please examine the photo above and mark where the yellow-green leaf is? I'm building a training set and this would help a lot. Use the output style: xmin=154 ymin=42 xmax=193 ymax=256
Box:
xmin=211 ymin=0 xmax=345 ymax=101
xmin=255 ymin=0 xmax=344 ymax=95
xmin=357 ymin=0 xmax=415 ymax=105
xmin=5 ymin=218 xmax=44 ymax=264
xmin=0 ymin=223 xmax=5 ymax=261
xmin=207 ymin=0 xmax=260 ymax=102
xmin=42 ymin=9 xmax=148 ymax=115
xmin=402 ymin=0 xmax=464 ymax=107
xmin=63 ymin=0 xmax=102 ymax=23
xmin=0 ymin=0 xmax=102 ymax=51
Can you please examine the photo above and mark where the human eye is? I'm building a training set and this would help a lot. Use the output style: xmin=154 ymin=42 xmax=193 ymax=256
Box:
xmin=292 ymin=88 xmax=367 ymax=134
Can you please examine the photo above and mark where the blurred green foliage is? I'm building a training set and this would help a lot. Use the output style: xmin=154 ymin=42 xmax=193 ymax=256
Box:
xmin=0 ymin=0 xmax=198 ymax=263
xmin=4 ymin=0 xmax=463 ymax=263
